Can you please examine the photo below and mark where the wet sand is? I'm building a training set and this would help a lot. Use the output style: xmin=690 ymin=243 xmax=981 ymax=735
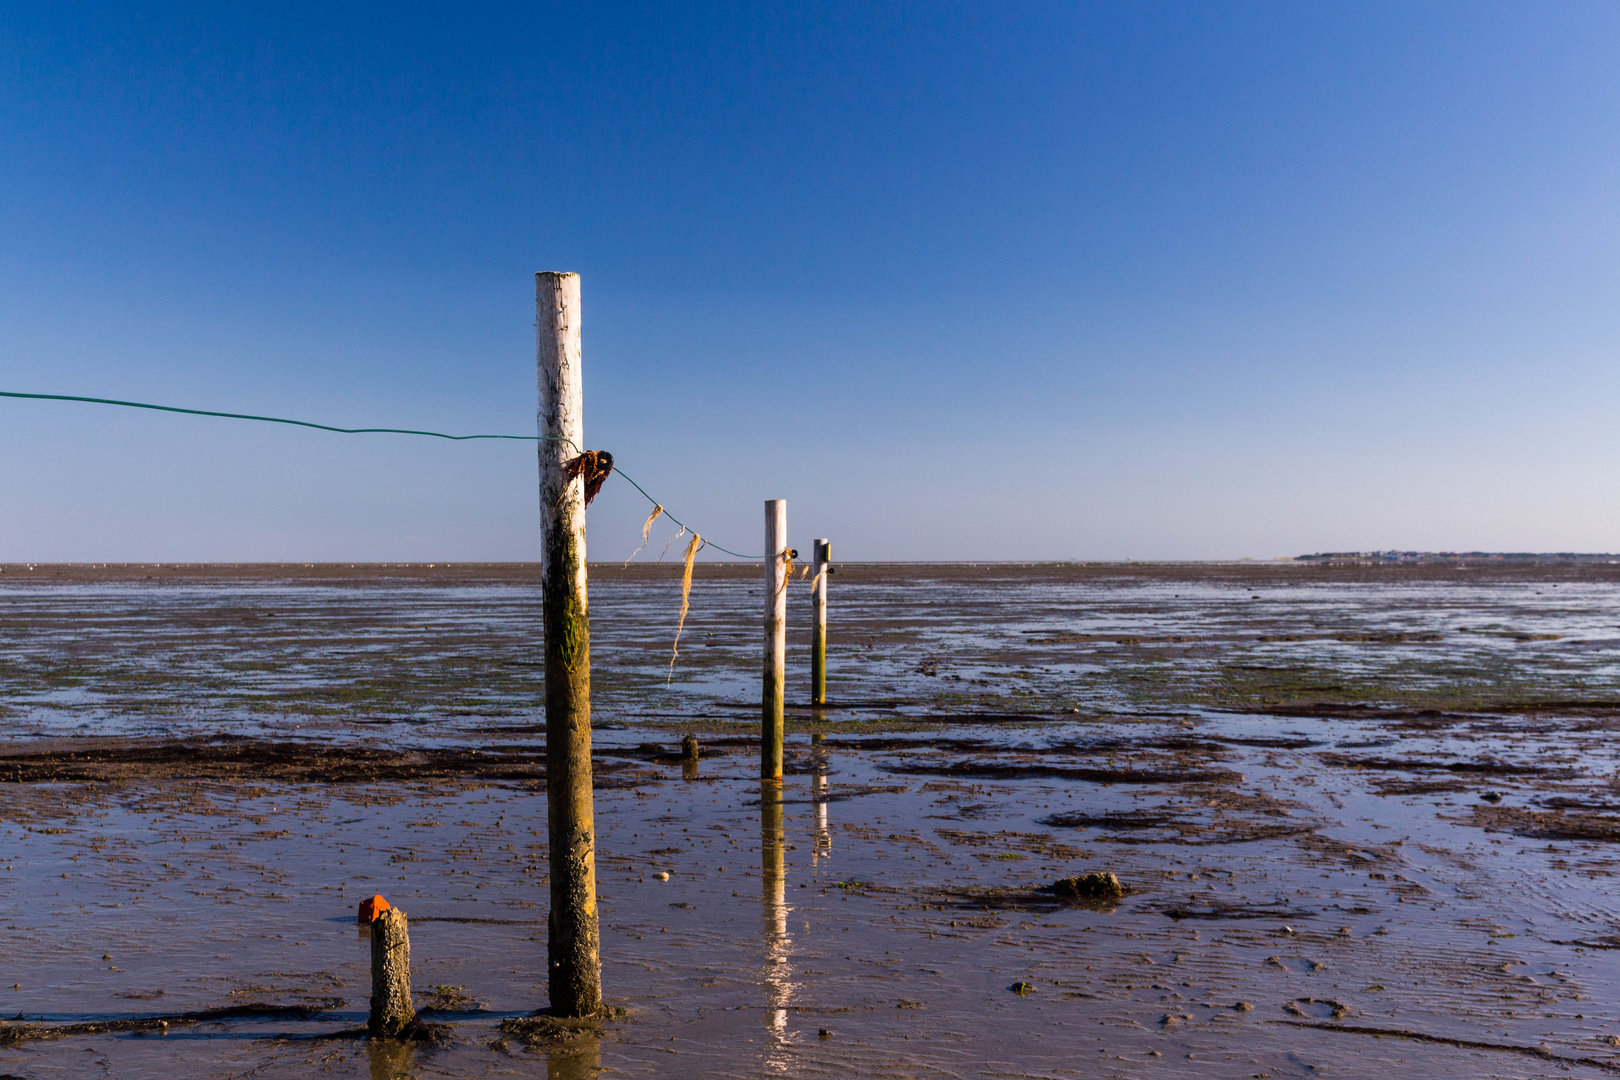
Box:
xmin=5 ymin=561 xmax=1620 ymax=1077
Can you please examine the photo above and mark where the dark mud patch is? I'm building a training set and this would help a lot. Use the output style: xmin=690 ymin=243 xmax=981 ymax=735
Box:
xmin=0 ymin=999 xmax=347 ymax=1046
xmin=882 ymin=760 xmax=1239 ymax=785
xmin=1319 ymin=753 xmax=1563 ymax=777
xmin=1370 ymin=779 xmax=1477 ymax=796
xmin=1160 ymin=903 xmax=1316 ymax=920
xmin=1206 ymin=735 xmax=1323 ymax=749
xmin=914 ymin=885 xmax=1121 ymax=915
xmin=0 ymin=738 xmax=655 ymax=786
xmin=1040 ymin=809 xmax=1315 ymax=845
xmin=1469 ymin=804 xmax=1620 ymax=842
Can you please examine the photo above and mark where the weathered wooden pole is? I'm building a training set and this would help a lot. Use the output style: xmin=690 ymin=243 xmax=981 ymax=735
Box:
xmin=762 ymin=499 xmax=788 ymax=779
xmin=810 ymin=538 xmax=831 ymax=707
xmin=536 ymin=271 xmax=602 ymax=1017
xmin=368 ymin=907 xmax=415 ymax=1037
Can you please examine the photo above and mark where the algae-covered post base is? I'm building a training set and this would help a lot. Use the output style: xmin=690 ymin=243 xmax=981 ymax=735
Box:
xmin=810 ymin=537 xmax=830 ymax=707
xmin=762 ymin=499 xmax=788 ymax=779
xmin=536 ymin=270 xmax=602 ymax=1018
xmin=368 ymin=908 xmax=415 ymax=1038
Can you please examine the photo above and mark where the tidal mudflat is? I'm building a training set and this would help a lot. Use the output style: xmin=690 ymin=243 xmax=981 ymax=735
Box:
xmin=5 ymin=560 xmax=1620 ymax=1078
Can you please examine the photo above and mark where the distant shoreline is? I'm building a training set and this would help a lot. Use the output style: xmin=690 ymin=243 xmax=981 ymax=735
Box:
xmin=1293 ymin=551 xmax=1620 ymax=565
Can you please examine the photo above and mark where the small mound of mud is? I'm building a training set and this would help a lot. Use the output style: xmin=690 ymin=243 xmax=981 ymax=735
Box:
xmin=1047 ymin=872 xmax=1126 ymax=900
xmin=496 ymin=1009 xmax=623 ymax=1051
xmin=417 ymin=984 xmax=479 ymax=1012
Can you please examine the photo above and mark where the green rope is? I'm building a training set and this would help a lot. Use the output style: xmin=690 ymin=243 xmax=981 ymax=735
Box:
xmin=0 ymin=390 xmax=764 ymax=560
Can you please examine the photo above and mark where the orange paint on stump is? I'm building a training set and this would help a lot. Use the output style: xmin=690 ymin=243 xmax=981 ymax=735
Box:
xmin=357 ymin=894 xmax=391 ymax=924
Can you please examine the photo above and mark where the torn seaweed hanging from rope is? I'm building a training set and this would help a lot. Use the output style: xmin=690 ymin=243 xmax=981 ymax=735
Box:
xmin=658 ymin=525 xmax=688 ymax=561
xmin=623 ymin=504 xmax=664 ymax=567
xmin=667 ymin=534 xmax=703 ymax=683
xmin=776 ymin=549 xmax=795 ymax=602
xmin=562 ymin=450 xmax=614 ymax=506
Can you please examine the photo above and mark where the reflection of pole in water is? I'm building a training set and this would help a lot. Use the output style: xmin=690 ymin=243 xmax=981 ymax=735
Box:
xmin=760 ymin=780 xmax=792 ymax=1045
xmin=366 ymin=1036 xmax=413 ymax=1080
xmin=546 ymin=1032 xmax=602 ymax=1080
xmin=811 ymin=773 xmax=830 ymax=864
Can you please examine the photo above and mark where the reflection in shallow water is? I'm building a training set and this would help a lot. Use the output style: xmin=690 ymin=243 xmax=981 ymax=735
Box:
xmin=759 ymin=780 xmax=794 ymax=1068
xmin=811 ymin=772 xmax=830 ymax=863
xmin=366 ymin=1036 xmax=414 ymax=1080
xmin=545 ymin=1034 xmax=602 ymax=1080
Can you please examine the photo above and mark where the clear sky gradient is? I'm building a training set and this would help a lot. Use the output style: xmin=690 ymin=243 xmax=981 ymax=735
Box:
xmin=3 ymin=3 xmax=1618 ymax=561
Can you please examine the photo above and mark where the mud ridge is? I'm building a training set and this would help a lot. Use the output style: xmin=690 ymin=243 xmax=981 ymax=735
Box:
xmin=0 ymin=738 xmax=653 ymax=786
xmin=1270 ymin=1019 xmax=1620 ymax=1073
xmin=881 ymin=760 xmax=1240 ymax=784
xmin=0 ymin=1000 xmax=346 ymax=1046
xmin=1469 ymin=804 xmax=1620 ymax=842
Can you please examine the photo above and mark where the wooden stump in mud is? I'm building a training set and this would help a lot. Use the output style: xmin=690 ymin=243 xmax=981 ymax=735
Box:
xmin=368 ymin=907 xmax=415 ymax=1038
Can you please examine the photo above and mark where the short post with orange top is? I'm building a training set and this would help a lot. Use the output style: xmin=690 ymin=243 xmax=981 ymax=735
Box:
xmin=359 ymin=894 xmax=415 ymax=1038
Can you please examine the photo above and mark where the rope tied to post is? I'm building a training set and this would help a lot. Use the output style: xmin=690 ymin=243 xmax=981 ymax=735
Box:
xmin=562 ymin=450 xmax=614 ymax=506
xmin=0 ymin=388 xmax=768 ymax=558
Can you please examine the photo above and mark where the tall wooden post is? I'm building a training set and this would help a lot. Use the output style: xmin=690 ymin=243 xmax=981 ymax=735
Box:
xmin=762 ymin=499 xmax=787 ymax=779
xmin=536 ymin=271 xmax=602 ymax=1017
xmin=810 ymin=538 xmax=830 ymax=707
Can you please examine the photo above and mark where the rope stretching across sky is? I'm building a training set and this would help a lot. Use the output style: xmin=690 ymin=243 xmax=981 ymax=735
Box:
xmin=0 ymin=390 xmax=763 ymax=560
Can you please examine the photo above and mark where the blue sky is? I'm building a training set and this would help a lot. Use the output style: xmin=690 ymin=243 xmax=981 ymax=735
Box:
xmin=2 ymin=3 xmax=1619 ymax=561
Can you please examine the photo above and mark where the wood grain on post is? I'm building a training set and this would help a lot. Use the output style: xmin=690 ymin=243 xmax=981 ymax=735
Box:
xmin=368 ymin=907 xmax=415 ymax=1037
xmin=762 ymin=500 xmax=787 ymax=779
xmin=810 ymin=538 xmax=830 ymax=707
xmin=536 ymin=271 xmax=603 ymax=1017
